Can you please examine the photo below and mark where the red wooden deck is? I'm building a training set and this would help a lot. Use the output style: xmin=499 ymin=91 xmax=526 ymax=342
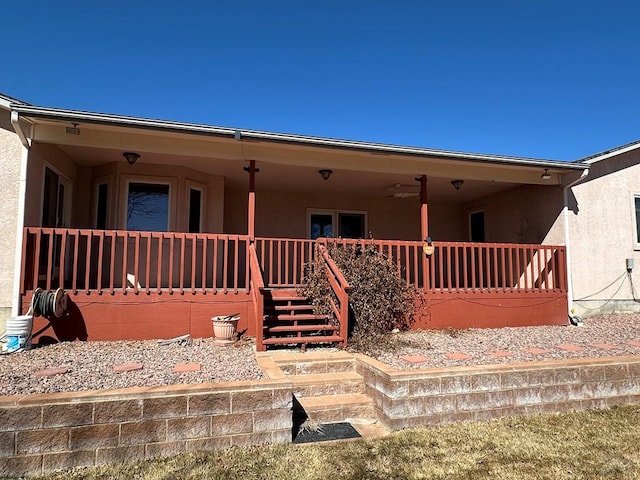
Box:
xmin=20 ymin=228 xmax=568 ymax=348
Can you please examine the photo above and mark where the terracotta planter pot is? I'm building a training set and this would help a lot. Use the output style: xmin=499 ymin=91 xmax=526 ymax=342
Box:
xmin=211 ymin=316 xmax=239 ymax=346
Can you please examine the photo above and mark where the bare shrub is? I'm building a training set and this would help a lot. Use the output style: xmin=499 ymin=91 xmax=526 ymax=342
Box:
xmin=298 ymin=243 xmax=415 ymax=353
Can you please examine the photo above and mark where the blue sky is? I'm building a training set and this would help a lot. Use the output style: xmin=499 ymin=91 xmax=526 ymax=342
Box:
xmin=3 ymin=1 xmax=639 ymax=160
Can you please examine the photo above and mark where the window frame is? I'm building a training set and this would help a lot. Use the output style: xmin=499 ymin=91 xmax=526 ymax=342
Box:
xmin=120 ymin=176 xmax=177 ymax=231
xmin=468 ymin=209 xmax=486 ymax=243
xmin=306 ymin=208 xmax=368 ymax=239
xmin=93 ymin=175 xmax=113 ymax=229
xmin=633 ymin=195 xmax=640 ymax=250
xmin=185 ymin=179 xmax=206 ymax=233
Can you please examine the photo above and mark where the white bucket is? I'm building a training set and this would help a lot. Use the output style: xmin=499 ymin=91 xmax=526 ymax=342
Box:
xmin=5 ymin=315 xmax=33 ymax=353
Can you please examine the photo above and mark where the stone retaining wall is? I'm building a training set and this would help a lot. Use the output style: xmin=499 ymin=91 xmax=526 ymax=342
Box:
xmin=355 ymin=354 xmax=640 ymax=430
xmin=0 ymin=379 xmax=292 ymax=477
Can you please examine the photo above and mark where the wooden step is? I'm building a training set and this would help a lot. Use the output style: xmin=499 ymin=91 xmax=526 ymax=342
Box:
xmin=268 ymin=324 xmax=339 ymax=333
xmin=262 ymin=335 xmax=344 ymax=346
xmin=266 ymin=314 xmax=328 ymax=321
xmin=266 ymin=304 xmax=315 ymax=312
xmin=296 ymin=393 xmax=375 ymax=424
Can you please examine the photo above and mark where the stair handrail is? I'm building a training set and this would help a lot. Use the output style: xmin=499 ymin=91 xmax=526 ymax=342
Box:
xmin=248 ymin=243 xmax=266 ymax=351
xmin=318 ymin=244 xmax=351 ymax=347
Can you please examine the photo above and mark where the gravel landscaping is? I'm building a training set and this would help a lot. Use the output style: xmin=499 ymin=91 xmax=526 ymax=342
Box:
xmin=0 ymin=337 xmax=263 ymax=396
xmin=1 ymin=314 xmax=639 ymax=397
xmin=374 ymin=313 xmax=640 ymax=369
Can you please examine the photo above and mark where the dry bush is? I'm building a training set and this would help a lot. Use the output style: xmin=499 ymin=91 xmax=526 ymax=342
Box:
xmin=298 ymin=243 xmax=415 ymax=353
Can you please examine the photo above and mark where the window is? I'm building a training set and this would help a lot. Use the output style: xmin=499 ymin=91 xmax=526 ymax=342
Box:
xmin=308 ymin=210 xmax=367 ymax=239
xmin=635 ymin=197 xmax=640 ymax=244
xmin=41 ymin=166 xmax=71 ymax=228
xmin=469 ymin=210 xmax=486 ymax=242
xmin=188 ymin=188 xmax=202 ymax=233
xmin=126 ymin=182 xmax=170 ymax=231
xmin=96 ymin=183 xmax=108 ymax=229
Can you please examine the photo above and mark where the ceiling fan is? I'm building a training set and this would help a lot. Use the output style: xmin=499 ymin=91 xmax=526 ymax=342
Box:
xmin=387 ymin=184 xmax=420 ymax=199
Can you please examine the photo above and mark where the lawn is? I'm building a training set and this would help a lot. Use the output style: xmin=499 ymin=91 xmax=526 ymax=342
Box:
xmin=23 ymin=405 xmax=640 ymax=480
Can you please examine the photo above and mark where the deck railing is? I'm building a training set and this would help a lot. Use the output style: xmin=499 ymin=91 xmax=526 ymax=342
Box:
xmin=318 ymin=244 xmax=350 ymax=345
xmin=22 ymin=229 xmax=567 ymax=297
xmin=248 ymin=243 xmax=266 ymax=351
xmin=254 ymin=237 xmax=315 ymax=287
xmin=21 ymin=228 xmax=250 ymax=294
xmin=322 ymin=238 xmax=567 ymax=293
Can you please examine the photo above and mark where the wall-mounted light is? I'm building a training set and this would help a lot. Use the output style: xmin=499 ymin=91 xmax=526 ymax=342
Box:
xmin=123 ymin=152 xmax=140 ymax=166
xmin=451 ymin=179 xmax=464 ymax=191
xmin=65 ymin=123 xmax=80 ymax=135
xmin=319 ymin=169 xmax=333 ymax=181
xmin=541 ymin=169 xmax=551 ymax=180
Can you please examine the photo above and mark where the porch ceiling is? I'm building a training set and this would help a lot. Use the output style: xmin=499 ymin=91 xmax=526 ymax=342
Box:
xmin=56 ymin=144 xmax=521 ymax=202
xmin=30 ymin=115 xmax=574 ymax=203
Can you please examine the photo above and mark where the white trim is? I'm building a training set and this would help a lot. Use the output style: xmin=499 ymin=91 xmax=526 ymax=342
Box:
xmin=468 ymin=209 xmax=486 ymax=242
xmin=121 ymin=176 xmax=176 ymax=231
xmin=583 ymin=141 xmax=640 ymax=165
xmin=12 ymin=146 xmax=29 ymax=316
xmin=633 ymin=195 xmax=640 ymax=251
xmin=185 ymin=180 xmax=206 ymax=233
xmin=40 ymin=163 xmax=73 ymax=228
xmin=93 ymin=175 xmax=113 ymax=229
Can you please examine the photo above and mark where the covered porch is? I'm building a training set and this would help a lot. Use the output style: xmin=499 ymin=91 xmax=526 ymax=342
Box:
xmin=12 ymin=104 xmax=580 ymax=349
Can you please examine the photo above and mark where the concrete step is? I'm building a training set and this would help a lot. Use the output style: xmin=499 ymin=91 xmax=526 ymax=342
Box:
xmin=296 ymin=393 xmax=375 ymax=424
xmin=264 ymin=351 xmax=356 ymax=375
xmin=262 ymin=335 xmax=344 ymax=347
xmin=290 ymin=371 xmax=365 ymax=397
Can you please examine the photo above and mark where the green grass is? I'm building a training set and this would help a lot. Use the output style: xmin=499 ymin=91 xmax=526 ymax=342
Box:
xmin=30 ymin=406 xmax=640 ymax=480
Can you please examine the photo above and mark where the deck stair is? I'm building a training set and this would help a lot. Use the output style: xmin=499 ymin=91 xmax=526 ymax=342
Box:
xmin=258 ymin=351 xmax=386 ymax=439
xmin=262 ymin=289 xmax=344 ymax=349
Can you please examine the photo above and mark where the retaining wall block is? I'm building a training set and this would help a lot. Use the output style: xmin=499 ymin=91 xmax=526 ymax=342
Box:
xmin=0 ymin=407 xmax=41 ymax=432
xmin=94 ymin=399 xmax=143 ymax=424
xmin=42 ymin=403 xmax=93 ymax=429
xmin=188 ymin=392 xmax=231 ymax=416
xmin=16 ymin=428 xmax=69 ymax=455
xmin=211 ymin=412 xmax=253 ymax=436
xmin=120 ymin=419 xmax=167 ymax=445
xmin=143 ymin=396 xmax=188 ymax=420
xmin=166 ymin=417 xmax=211 ymax=442
xmin=69 ymin=424 xmax=119 ymax=450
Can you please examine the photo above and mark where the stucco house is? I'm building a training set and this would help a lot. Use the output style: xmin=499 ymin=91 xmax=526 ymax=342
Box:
xmin=0 ymin=92 xmax=633 ymax=350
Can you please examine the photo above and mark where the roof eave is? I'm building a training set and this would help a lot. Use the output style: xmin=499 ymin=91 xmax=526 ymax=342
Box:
xmin=12 ymin=104 xmax=586 ymax=171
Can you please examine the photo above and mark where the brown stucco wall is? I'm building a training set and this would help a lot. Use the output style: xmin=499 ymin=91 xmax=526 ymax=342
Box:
xmin=0 ymin=111 xmax=23 ymax=327
xmin=463 ymin=185 xmax=564 ymax=244
xmin=23 ymin=149 xmax=225 ymax=233
xmin=224 ymin=187 xmax=463 ymax=241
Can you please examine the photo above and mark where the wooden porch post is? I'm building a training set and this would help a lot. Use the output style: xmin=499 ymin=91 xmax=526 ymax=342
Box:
xmin=418 ymin=175 xmax=429 ymax=240
xmin=243 ymin=160 xmax=259 ymax=241
xmin=418 ymin=175 xmax=430 ymax=292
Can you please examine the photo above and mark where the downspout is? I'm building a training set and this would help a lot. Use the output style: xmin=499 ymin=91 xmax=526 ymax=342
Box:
xmin=563 ymin=167 xmax=589 ymax=320
xmin=10 ymin=111 xmax=31 ymax=316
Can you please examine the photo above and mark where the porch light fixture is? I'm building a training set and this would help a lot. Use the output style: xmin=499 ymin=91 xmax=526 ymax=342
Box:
xmin=65 ymin=123 xmax=80 ymax=135
xmin=319 ymin=169 xmax=333 ymax=181
xmin=451 ymin=179 xmax=464 ymax=191
xmin=123 ymin=152 xmax=140 ymax=166
xmin=541 ymin=169 xmax=551 ymax=180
